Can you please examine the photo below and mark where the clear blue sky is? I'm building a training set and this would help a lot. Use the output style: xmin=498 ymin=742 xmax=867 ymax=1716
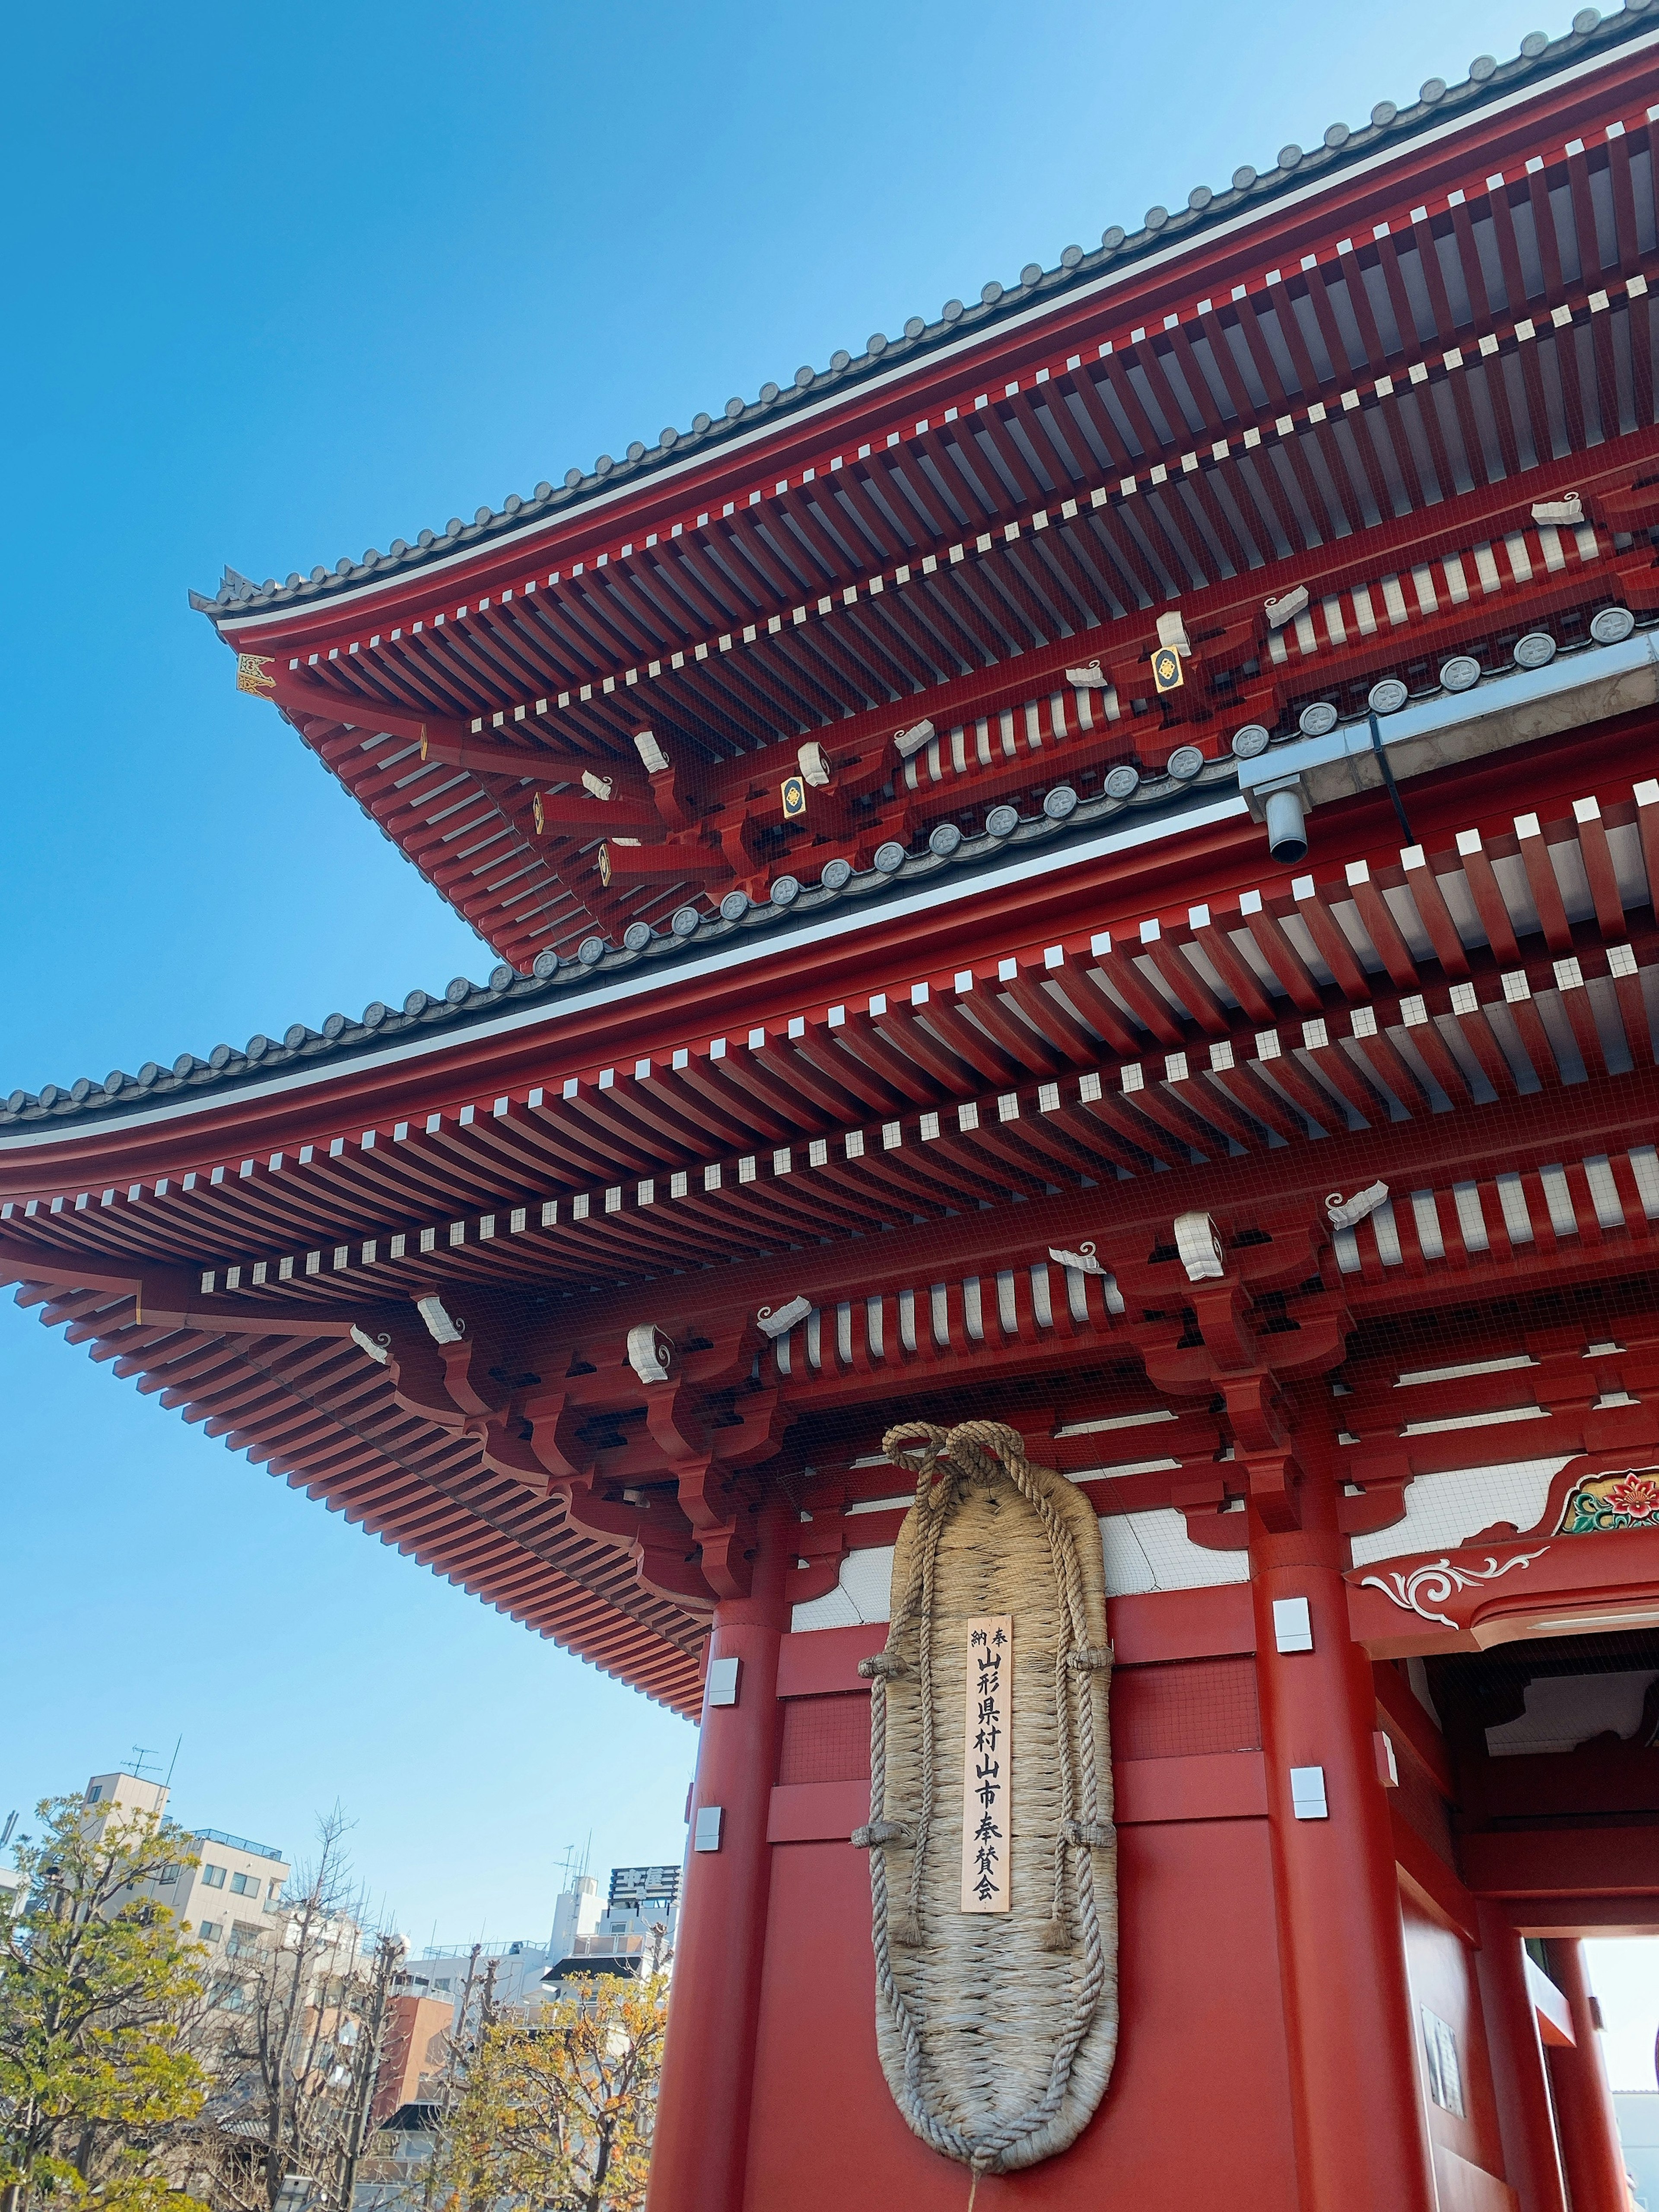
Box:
xmin=0 ymin=0 xmax=1651 ymax=2050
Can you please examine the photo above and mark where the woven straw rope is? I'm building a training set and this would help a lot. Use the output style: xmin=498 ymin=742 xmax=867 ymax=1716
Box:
xmin=853 ymin=1420 xmax=1119 ymax=2174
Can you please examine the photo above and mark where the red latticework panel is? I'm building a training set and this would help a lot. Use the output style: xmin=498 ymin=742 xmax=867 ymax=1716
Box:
xmin=1111 ymin=1659 xmax=1261 ymax=1761
xmin=776 ymin=1694 xmax=873 ymax=1786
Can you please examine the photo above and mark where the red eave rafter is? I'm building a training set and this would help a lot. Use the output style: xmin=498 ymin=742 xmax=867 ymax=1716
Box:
xmin=11 ymin=709 xmax=1659 ymax=1706
xmin=9 ymin=716 xmax=1659 ymax=1307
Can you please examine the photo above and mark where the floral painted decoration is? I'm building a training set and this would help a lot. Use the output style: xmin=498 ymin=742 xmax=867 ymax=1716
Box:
xmin=1560 ymin=1470 xmax=1659 ymax=1533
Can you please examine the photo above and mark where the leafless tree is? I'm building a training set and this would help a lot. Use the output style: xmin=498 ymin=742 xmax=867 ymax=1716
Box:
xmin=332 ymin=1936 xmax=405 ymax=2212
xmin=191 ymin=1810 xmax=400 ymax=2212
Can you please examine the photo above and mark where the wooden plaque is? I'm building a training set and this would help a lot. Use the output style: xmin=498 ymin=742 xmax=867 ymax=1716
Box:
xmin=960 ymin=1614 xmax=1012 ymax=1912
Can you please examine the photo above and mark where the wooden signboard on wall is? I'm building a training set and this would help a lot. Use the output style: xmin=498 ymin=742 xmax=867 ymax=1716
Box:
xmin=961 ymin=1615 xmax=1012 ymax=1913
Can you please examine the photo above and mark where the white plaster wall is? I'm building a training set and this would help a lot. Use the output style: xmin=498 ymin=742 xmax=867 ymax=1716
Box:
xmin=1348 ymin=1457 xmax=1573 ymax=1567
xmin=791 ymin=1507 xmax=1248 ymax=1631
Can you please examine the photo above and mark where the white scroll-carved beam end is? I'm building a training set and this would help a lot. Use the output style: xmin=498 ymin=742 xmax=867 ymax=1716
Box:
xmin=756 ymin=1294 xmax=812 ymax=1340
xmin=626 ymin=1322 xmax=676 ymax=1384
xmin=1327 ymin=1180 xmax=1389 ymax=1229
xmin=1173 ymin=1211 xmax=1226 ymax=1282
xmin=415 ymin=1294 xmax=464 ymax=1345
xmin=1048 ymin=1243 xmax=1106 ymax=1277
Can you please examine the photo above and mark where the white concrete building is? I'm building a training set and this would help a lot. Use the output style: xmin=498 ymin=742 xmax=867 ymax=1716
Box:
xmin=82 ymin=1771 xmax=292 ymax=1957
xmin=1618 ymin=2092 xmax=1659 ymax=2212
xmin=405 ymin=1862 xmax=683 ymax=2027
xmin=403 ymin=1937 xmax=556 ymax=2015
xmin=550 ymin=1863 xmax=681 ymax=1986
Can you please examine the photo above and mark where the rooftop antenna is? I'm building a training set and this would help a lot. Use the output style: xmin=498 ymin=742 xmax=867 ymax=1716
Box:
xmin=0 ymin=1812 xmax=16 ymax=1850
xmin=581 ymin=1830 xmax=592 ymax=1880
xmin=557 ymin=1844 xmax=579 ymax=1894
xmin=162 ymin=1736 xmax=183 ymax=1790
xmin=128 ymin=1745 xmax=159 ymax=1781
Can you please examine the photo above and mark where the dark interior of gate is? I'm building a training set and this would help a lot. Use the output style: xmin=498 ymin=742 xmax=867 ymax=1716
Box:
xmin=4 ymin=15 xmax=1659 ymax=2212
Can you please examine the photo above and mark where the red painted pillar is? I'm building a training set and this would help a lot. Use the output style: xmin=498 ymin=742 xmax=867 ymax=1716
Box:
xmin=1545 ymin=1940 xmax=1630 ymax=2212
xmin=647 ymin=1504 xmax=790 ymax=2212
xmin=1251 ymin=1471 xmax=1436 ymax=2212
xmin=1474 ymin=1903 xmax=1568 ymax=2212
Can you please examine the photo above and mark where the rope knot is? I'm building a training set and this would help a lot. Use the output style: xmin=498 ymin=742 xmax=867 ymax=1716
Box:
xmin=881 ymin=1420 xmax=950 ymax=1503
xmin=1063 ymin=1818 xmax=1115 ymax=1850
xmin=1065 ymin=1644 xmax=1115 ymax=1674
xmin=852 ymin=1819 xmax=915 ymax=1850
xmin=858 ymin=1652 xmax=907 ymax=1681
xmin=941 ymin=1418 xmax=1026 ymax=1488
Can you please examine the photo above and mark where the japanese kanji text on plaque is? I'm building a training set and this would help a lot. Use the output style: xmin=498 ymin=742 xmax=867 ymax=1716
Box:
xmin=960 ymin=1613 xmax=1012 ymax=1912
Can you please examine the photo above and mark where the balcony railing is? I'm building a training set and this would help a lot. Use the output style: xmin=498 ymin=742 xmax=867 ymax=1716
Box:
xmin=194 ymin=1829 xmax=285 ymax=1863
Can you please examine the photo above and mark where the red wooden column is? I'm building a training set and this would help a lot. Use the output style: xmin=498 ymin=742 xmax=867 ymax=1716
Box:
xmin=647 ymin=1502 xmax=791 ymax=2212
xmin=1544 ymin=1940 xmax=1630 ymax=2212
xmin=1250 ymin=1459 xmax=1436 ymax=2212
xmin=1473 ymin=1902 xmax=1568 ymax=2212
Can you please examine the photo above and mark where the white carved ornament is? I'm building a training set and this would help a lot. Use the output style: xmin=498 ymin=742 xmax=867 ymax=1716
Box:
xmin=1048 ymin=1240 xmax=1109 ymax=1276
xmin=1327 ymin=1181 xmax=1389 ymax=1228
xmin=1359 ymin=1548 xmax=1550 ymax=1629
xmin=756 ymin=1294 xmax=812 ymax=1341
xmin=1173 ymin=1211 xmax=1225 ymax=1282
xmin=626 ymin=1323 xmax=675 ymax=1385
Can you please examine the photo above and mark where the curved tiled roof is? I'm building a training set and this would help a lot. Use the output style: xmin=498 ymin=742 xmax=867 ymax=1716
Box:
xmin=12 ymin=597 xmax=1655 ymax=1134
xmin=191 ymin=8 xmax=1651 ymax=623
xmin=3 ymin=757 xmax=1245 ymax=1130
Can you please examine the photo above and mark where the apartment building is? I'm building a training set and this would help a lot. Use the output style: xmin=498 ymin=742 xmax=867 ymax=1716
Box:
xmin=83 ymin=1770 xmax=292 ymax=1958
xmin=403 ymin=1861 xmax=683 ymax=2031
xmin=550 ymin=1863 xmax=680 ymax=1986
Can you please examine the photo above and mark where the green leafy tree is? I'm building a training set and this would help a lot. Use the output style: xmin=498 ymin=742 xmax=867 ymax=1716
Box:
xmin=432 ymin=1975 xmax=668 ymax=2212
xmin=0 ymin=1796 xmax=207 ymax=2212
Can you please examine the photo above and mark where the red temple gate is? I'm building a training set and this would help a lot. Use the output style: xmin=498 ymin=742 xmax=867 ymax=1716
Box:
xmin=6 ymin=16 xmax=1659 ymax=2206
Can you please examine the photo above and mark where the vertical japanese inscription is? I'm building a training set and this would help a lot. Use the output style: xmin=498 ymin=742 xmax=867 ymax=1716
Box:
xmin=960 ymin=1615 xmax=1012 ymax=1913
